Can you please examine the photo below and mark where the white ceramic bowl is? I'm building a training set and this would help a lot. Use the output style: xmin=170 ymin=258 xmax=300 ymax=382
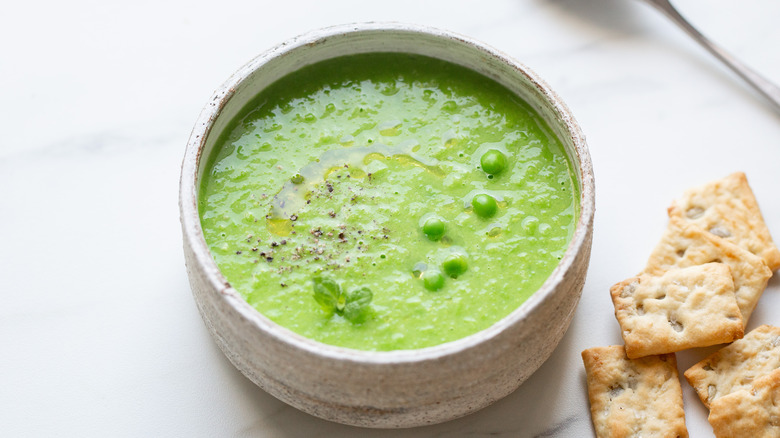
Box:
xmin=180 ymin=23 xmax=594 ymax=428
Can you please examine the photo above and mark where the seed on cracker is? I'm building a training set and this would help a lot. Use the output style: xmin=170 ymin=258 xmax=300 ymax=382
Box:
xmin=644 ymin=216 xmax=772 ymax=327
xmin=707 ymin=368 xmax=780 ymax=437
xmin=582 ymin=345 xmax=688 ymax=438
xmin=667 ymin=172 xmax=780 ymax=271
xmin=611 ymin=263 xmax=743 ymax=359
xmin=685 ymin=325 xmax=780 ymax=408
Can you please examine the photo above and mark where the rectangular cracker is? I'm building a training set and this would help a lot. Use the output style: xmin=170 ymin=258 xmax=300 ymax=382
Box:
xmin=611 ymin=263 xmax=743 ymax=359
xmin=582 ymin=345 xmax=688 ymax=438
xmin=684 ymin=325 xmax=780 ymax=408
xmin=707 ymin=368 xmax=780 ymax=437
xmin=667 ymin=172 xmax=780 ymax=271
xmin=644 ymin=216 xmax=772 ymax=327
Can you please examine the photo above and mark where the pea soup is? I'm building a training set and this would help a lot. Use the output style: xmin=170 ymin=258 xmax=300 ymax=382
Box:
xmin=199 ymin=53 xmax=578 ymax=351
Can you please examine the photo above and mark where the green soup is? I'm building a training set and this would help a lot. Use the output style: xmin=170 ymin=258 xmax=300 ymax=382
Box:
xmin=199 ymin=53 xmax=579 ymax=351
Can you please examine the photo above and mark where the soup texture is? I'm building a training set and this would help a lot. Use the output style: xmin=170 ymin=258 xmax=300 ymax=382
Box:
xmin=199 ymin=53 xmax=579 ymax=351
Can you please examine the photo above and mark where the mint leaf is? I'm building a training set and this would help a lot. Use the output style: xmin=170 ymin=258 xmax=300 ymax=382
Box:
xmin=343 ymin=286 xmax=373 ymax=322
xmin=312 ymin=277 xmax=373 ymax=322
xmin=312 ymin=276 xmax=341 ymax=312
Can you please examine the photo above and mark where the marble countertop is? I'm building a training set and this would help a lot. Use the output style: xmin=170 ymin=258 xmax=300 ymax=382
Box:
xmin=3 ymin=0 xmax=779 ymax=436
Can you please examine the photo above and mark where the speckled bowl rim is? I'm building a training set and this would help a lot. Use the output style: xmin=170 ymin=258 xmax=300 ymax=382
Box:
xmin=180 ymin=22 xmax=594 ymax=366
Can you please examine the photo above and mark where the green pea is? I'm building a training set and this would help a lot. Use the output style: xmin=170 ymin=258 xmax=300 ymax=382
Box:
xmin=422 ymin=269 xmax=445 ymax=291
xmin=471 ymin=194 xmax=498 ymax=218
xmin=480 ymin=149 xmax=507 ymax=175
xmin=422 ymin=216 xmax=446 ymax=241
xmin=442 ymin=254 xmax=468 ymax=278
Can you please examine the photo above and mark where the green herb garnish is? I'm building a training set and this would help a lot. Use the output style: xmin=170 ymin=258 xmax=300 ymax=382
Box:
xmin=312 ymin=276 xmax=373 ymax=322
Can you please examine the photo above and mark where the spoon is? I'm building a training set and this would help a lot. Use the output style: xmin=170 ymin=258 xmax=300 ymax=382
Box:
xmin=642 ymin=0 xmax=780 ymax=114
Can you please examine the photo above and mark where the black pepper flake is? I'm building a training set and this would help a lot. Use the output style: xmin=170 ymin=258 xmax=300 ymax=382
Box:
xmin=290 ymin=214 xmax=298 ymax=221
xmin=236 ymin=251 xmax=242 ymax=255
xmin=280 ymin=283 xmax=287 ymax=288
xmin=326 ymin=182 xmax=334 ymax=193
xmin=271 ymin=242 xmax=279 ymax=247
xmin=328 ymin=211 xmax=336 ymax=218
xmin=266 ymin=257 xmax=274 ymax=262
xmin=338 ymin=232 xmax=345 ymax=239
xmin=280 ymin=240 xmax=287 ymax=245
xmin=251 ymin=248 xmax=258 ymax=252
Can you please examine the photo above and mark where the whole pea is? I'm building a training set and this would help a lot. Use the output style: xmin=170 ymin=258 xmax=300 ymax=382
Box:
xmin=471 ymin=194 xmax=498 ymax=218
xmin=422 ymin=269 xmax=445 ymax=291
xmin=442 ymin=254 xmax=468 ymax=278
xmin=480 ymin=149 xmax=507 ymax=175
xmin=422 ymin=216 xmax=446 ymax=241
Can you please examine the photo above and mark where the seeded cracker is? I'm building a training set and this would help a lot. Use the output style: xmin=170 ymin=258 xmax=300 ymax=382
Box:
xmin=611 ymin=263 xmax=743 ymax=359
xmin=582 ymin=345 xmax=688 ymax=438
xmin=707 ymin=368 xmax=780 ymax=438
xmin=685 ymin=325 xmax=780 ymax=408
xmin=667 ymin=172 xmax=780 ymax=271
xmin=644 ymin=216 xmax=772 ymax=327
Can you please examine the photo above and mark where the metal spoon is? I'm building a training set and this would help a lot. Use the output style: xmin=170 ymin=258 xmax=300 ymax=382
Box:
xmin=642 ymin=0 xmax=780 ymax=114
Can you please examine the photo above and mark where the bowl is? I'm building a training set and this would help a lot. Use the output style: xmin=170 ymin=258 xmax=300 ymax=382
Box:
xmin=179 ymin=22 xmax=594 ymax=428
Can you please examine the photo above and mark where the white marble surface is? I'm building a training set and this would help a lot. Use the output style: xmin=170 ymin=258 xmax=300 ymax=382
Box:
xmin=2 ymin=0 xmax=779 ymax=436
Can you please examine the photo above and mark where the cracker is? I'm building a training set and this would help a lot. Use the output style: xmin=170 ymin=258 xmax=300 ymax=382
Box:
xmin=707 ymin=368 xmax=780 ymax=437
xmin=644 ymin=216 xmax=772 ymax=326
xmin=667 ymin=172 xmax=780 ymax=271
xmin=611 ymin=263 xmax=743 ymax=359
xmin=582 ymin=345 xmax=688 ymax=438
xmin=685 ymin=325 xmax=780 ymax=408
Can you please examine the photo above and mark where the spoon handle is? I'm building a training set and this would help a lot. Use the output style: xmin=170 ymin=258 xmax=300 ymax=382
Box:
xmin=644 ymin=0 xmax=780 ymax=114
